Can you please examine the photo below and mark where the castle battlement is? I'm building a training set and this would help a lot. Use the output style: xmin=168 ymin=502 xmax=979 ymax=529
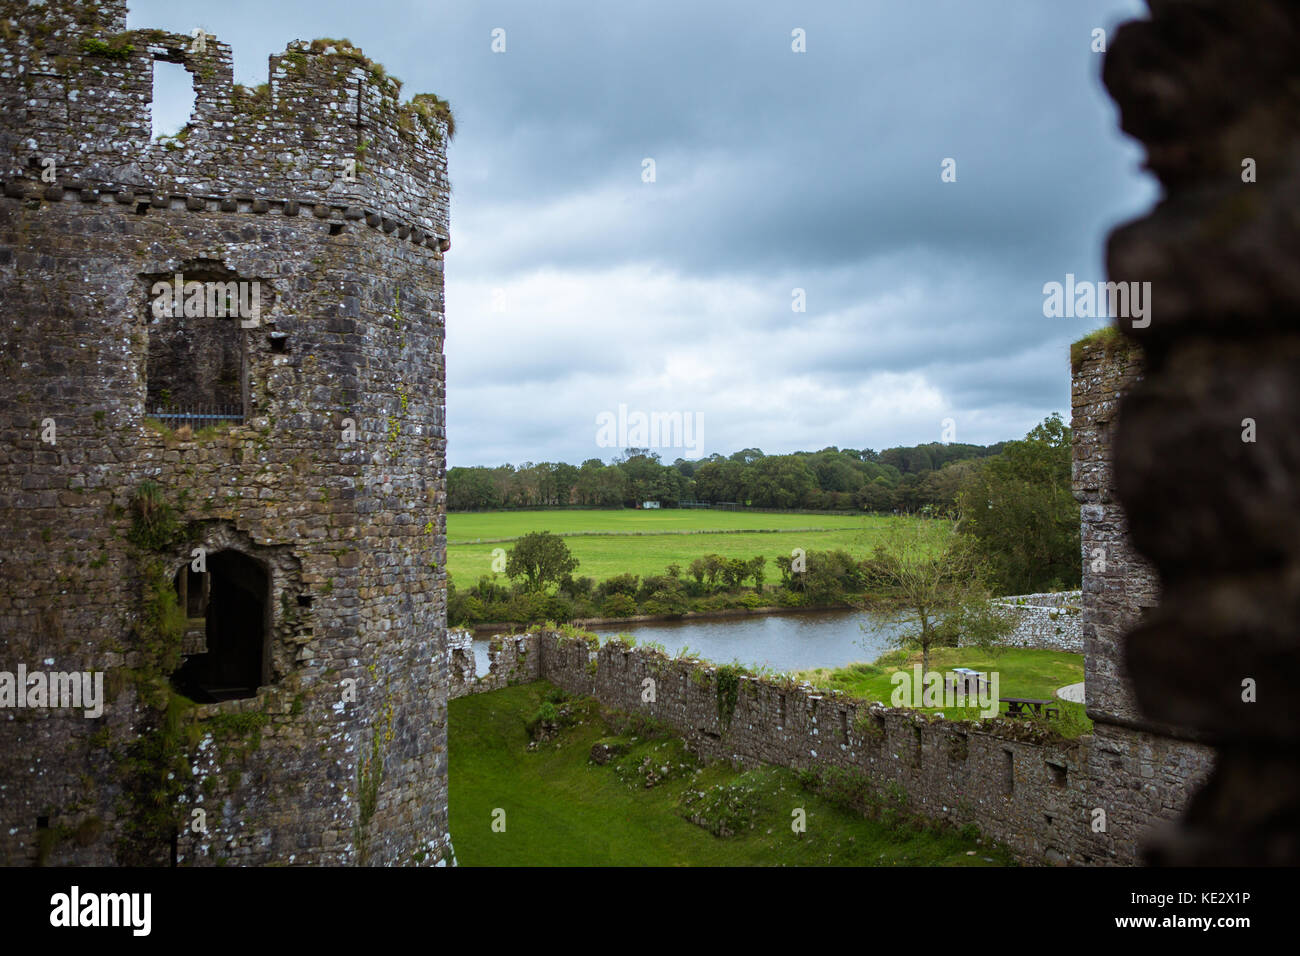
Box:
xmin=0 ymin=0 xmax=453 ymax=867
xmin=1 ymin=2 xmax=450 ymax=244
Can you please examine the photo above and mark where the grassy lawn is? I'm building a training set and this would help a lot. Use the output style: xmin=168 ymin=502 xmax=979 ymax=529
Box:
xmin=796 ymin=647 xmax=1091 ymax=736
xmin=448 ymin=681 xmax=1015 ymax=866
xmin=447 ymin=510 xmax=934 ymax=583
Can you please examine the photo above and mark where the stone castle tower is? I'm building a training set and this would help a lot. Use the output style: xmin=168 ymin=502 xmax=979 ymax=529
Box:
xmin=0 ymin=0 xmax=453 ymax=865
xmin=1071 ymin=335 xmax=1214 ymax=864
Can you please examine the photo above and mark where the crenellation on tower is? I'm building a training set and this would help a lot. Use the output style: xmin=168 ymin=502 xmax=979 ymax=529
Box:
xmin=0 ymin=2 xmax=452 ymax=867
xmin=1 ymin=11 xmax=451 ymax=244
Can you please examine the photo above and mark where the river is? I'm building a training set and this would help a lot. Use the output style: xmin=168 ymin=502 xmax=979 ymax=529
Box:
xmin=470 ymin=607 xmax=911 ymax=677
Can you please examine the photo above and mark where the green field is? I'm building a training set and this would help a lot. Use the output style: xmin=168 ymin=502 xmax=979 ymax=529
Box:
xmin=796 ymin=647 xmax=1090 ymax=736
xmin=446 ymin=509 xmax=928 ymax=584
xmin=449 ymin=681 xmax=1013 ymax=867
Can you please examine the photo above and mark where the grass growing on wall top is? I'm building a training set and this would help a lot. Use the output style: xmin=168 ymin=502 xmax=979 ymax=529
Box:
xmin=1070 ymin=324 xmax=1138 ymax=372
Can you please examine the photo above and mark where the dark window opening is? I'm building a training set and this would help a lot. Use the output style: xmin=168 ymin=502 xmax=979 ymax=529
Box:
xmin=328 ymin=222 xmax=344 ymax=235
xmin=171 ymin=550 xmax=270 ymax=702
xmin=269 ymin=332 xmax=289 ymax=354
xmin=1047 ymin=762 xmax=1068 ymax=788
xmin=143 ymin=261 xmax=267 ymax=427
xmin=297 ymin=594 xmax=312 ymax=608
xmin=36 ymin=816 xmax=49 ymax=830
xmin=1003 ymin=749 xmax=1015 ymax=795
xmin=135 ymin=201 xmax=150 ymax=215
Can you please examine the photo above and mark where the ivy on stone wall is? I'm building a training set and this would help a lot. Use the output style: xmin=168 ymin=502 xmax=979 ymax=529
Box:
xmin=715 ymin=664 xmax=742 ymax=732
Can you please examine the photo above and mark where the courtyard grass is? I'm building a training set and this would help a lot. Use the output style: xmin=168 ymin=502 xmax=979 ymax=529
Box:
xmin=795 ymin=646 xmax=1091 ymax=736
xmin=448 ymin=680 xmax=1015 ymax=867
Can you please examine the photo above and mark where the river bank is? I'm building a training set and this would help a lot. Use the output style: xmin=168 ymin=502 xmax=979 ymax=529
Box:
xmin=467 ymin=600 xmax=857 ymax=634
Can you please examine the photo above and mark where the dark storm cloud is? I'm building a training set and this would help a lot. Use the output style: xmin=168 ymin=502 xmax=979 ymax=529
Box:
xmin=128 ymin=0 xmax=1155 ymax=466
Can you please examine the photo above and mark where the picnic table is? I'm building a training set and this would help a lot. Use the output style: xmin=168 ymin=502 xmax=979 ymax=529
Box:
xmin=945 ymin=668 xmax=991 ymax=695
xmin=999 ymin=697 xmax=1060 ymax=719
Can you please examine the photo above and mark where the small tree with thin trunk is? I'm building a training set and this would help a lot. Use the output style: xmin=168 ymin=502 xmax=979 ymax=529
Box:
xmin=861 ymin=519 xmax=1012 ymax=680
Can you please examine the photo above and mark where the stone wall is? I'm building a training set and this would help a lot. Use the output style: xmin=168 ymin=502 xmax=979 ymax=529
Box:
xmin=0 ymin=1 xmax=452 ymax=866
xmin=983 ymin=591 xmax=1084 ymax=653
xmin=459 ymin=629 xmax=1091 ymax=864
xmin=448 ymin=630 xmax=538 ymax=699
xmin=444 ymin=340 xmax=1224 ymax=868
xmin=1071 ymin=338 xmax=1214 ymax=864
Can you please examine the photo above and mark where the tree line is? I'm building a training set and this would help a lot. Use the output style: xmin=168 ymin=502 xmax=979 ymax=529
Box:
xmin=447 ymin=439 xmax=1007 ymax=513
xmin=449 ymin=414 xmax=1081 ymax=617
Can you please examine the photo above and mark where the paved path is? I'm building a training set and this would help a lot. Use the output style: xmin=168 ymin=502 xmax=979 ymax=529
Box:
xmin=1056 ymin=681 xmax=1085 ymax=703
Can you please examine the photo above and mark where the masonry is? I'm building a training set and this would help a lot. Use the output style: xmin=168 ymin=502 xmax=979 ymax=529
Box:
xmin=448 ymin=347 xmax=1214 ymax=865
xmin=0 ymin=1 xmax=452 ymax=865
xmin=981 ymin=591 xmax=1083 ymax=653
xmin=1072 ymin=337 xmax=1215 ymax=864
xmin=453 ymin=628 xmax=1089 ymax=864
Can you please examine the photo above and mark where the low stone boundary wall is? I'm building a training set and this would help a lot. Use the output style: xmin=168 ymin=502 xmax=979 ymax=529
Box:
xmin=453 ymin=628 xmax=1100 ymax=864
xmin=983 ymin=591 xmax=1084 ymax=653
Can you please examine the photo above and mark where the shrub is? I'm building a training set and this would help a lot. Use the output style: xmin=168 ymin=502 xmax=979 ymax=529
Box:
xmin=677 ymin=780 xmax=762 ymax=837
xmin=601 ymin=593 xmax=638 ymax=618
xmin=597 ymin=573 xmax=640 ymax=599
xmin=526 ymin=700 xmax=559 ymax=740
xmin=559 ymin=574 xmax=595 ymax=599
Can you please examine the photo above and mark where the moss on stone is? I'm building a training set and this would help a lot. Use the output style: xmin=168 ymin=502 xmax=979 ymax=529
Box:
xmin=407 ymin=93 xmax=456 ymax=141
xmin=1070 ymin=325 xmax=1138 ymax=372
xmin=79 ymin=36 xmax=134 ymax=60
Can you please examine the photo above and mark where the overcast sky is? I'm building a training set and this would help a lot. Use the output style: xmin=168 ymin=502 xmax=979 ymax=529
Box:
xmin=128 ymin=0 xmax=1155 ymax=467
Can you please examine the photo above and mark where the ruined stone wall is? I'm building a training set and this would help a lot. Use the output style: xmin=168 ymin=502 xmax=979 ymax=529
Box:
xmin=443 ymin=340 xmax=1222 ymax=867
xmin=456 ymin=631 xmax=1090 ymax=864
xmin=536 ymin=633 xmax=1090 ymax=864
xmin=448 ymin=630 xmax=538 ymax=699
xmin=0 ymin=1 xmax=452 ymax=866
xmin=1072 ymin=338 xmax=1214 ymax=864
xmin=981 ymin=591 xmax=1084 ymax=653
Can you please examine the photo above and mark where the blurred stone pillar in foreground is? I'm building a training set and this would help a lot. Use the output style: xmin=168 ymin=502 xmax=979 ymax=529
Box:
xmin=1104 ymin=0 xmax=1300 ymax=864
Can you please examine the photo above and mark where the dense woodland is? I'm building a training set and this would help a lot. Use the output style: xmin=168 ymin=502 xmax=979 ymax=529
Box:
xmin=448 ymin=439 xmax=1008 ymax=513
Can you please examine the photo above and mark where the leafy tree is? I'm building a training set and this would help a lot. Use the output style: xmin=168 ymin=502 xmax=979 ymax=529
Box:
xmin=504 ymin=531 xmax=578 ymax=592
xmin=446 ymin=467 xmax=501 ymax=510
xmin=955 ymin=413 xmax=1080 ymax=593
xmin=741 ymin=455 xmax=817 ymax=508
xmin=693 ymin=458 xmax=745 ymax=502
xmin=729 ymin=447 xmax=765 ymax=465
xmin=865 ymin=521 xmax=1013 ymax=680
xmin=721 ymin=557 xmax=750 ymax=590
